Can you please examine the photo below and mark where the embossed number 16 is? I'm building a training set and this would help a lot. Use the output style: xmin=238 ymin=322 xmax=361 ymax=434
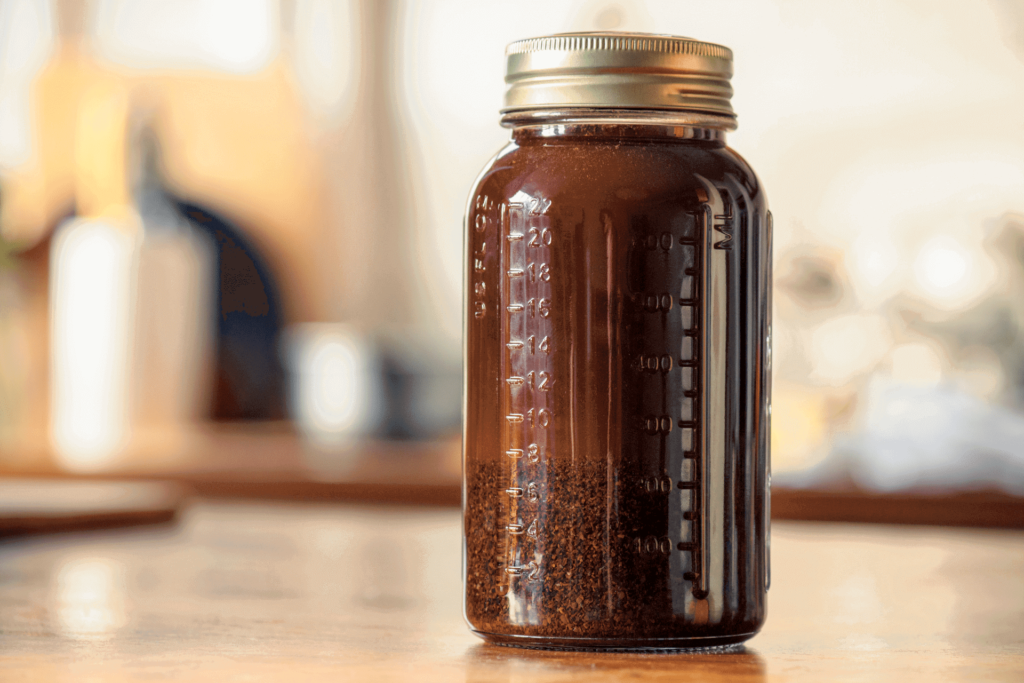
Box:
xmin=526 ymin=298 xmax=551 ymax=318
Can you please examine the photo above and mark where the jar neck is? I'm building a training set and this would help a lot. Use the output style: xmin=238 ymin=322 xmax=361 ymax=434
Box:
xmin=502 ymin=108 xmax=733 ymax=144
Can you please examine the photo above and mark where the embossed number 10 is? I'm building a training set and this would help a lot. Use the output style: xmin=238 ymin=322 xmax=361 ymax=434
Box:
xmin=526 ymin=408 xmax=551 ymax=428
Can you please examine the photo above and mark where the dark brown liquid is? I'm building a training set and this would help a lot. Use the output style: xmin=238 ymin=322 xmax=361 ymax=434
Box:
xmin=464 ymin=123 xmax=771 ymax=649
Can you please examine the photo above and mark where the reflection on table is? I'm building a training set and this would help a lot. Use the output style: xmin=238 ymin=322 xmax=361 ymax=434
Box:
xmin=0 ymin=501 xmax=1021 ymax=682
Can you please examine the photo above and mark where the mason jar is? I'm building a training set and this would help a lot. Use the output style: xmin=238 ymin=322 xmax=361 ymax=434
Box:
xmin=463 ymin=32 xmax=772 ymax=650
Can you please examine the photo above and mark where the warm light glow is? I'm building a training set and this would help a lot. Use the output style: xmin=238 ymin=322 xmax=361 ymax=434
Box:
xmin=50 ymin=219 xmax=136 ymax=471
xmin=0 ymin=0 xmax=53 ymax=170
xmin=292 ymin=0 xmax=359 ymax=122
xmin=770 ymin=383 xmax=830 ymax=473
xmin=915 ymin=236 xmax=968 ymax=291
xmin=397 ymin=1 xmax=581 ymax=351
xmin=92 ymin=0 xmax=278 ymax=74
xmin=890 ymin=342 xmax=943 ymax=386
xmin=73 ymin=83 xmax=132 ymax=218
xmin=909 ymin=235 xmax=995 ymax=311
xmin=55 ymin=557 xmax=127 ymax=640
xmin=918 ymin=232 xmax=996 ymax=310
xmin=848 ymin=233 xmax=899 ymax=307
xmin=809 ymin=314 xmax=891 ymax=385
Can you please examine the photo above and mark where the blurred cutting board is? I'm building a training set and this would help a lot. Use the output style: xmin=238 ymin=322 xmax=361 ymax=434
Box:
xmin=0 ymin=479 xmax=184 ymax=537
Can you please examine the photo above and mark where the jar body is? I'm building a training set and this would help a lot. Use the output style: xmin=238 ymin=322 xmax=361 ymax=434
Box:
xmin=463 ymin=123 xmax=771 ymax=650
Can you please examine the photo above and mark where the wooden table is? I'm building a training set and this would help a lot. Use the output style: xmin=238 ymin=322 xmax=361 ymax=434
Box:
xmin=1 ymin=501 xmax=1021 ymax=682
xmin=5 ymin=425 xmax=1022 ymax=527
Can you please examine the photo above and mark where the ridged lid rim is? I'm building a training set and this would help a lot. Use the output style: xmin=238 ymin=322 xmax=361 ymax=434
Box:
xmin=505 ymin=33 xmax=733 ymax=61
xmin=502 ymin=31 xmax=736 ymax=119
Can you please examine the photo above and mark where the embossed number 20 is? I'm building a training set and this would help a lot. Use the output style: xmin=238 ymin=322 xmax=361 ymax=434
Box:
xmin=528 ymin=228 xmax=552 ymax=247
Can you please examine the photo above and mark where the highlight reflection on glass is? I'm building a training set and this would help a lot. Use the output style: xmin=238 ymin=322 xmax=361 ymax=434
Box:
xmin=54 ymin=557 xmax=127 ymax=640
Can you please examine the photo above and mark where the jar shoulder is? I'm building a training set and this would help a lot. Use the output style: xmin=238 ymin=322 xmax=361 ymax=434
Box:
xmin=714 ymin=146 xmax=767 ymax=210
xmin=469 ymin=139 xmax=766 ymax=213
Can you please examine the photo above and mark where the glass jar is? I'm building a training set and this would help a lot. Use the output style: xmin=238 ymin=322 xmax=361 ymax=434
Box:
xmin=463 ymin=32 xmax=771 ymax=650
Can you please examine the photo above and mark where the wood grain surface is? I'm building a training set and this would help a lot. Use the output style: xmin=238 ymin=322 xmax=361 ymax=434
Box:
xmin=0 ymin=501 xmax=1021 ymax=681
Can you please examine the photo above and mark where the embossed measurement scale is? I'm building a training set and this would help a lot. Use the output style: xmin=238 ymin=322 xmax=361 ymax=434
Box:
xmin=499 ymin=196 xmax=553 ymax=597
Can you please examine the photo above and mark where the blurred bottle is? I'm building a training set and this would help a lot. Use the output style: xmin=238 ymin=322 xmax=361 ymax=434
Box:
xmin=127 ymin=111 xmax=215 ymax=461
xmin=49 ymin=85 xmax=213 ymax=472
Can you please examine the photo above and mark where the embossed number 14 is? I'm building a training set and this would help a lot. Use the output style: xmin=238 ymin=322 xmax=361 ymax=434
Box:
xmin=525 ymin=335 xmax=550 ymax=354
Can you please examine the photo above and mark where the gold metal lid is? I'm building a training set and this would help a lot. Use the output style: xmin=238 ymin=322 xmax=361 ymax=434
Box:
xmin=503 ymin=32 xmax=735 ymax=126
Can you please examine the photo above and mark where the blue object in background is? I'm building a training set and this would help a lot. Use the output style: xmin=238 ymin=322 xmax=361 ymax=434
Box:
xmin=177 ymin=201 xmax=287 ymax=421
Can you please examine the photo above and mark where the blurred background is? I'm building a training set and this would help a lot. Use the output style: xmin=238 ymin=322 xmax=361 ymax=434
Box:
xmin=0 ymin=0 xmax=1022 ymax=525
